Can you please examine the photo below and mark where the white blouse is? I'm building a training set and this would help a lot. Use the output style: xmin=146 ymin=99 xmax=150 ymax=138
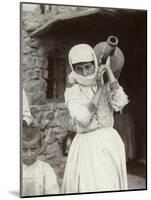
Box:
xmin=65 ymin=80 xmax=129 ymax=134
xmin=22 ymin=160 xmax=59 ymax=196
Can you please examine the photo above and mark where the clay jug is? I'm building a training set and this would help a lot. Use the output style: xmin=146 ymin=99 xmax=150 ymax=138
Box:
xmin=94 ymin=35 xmax=125 ymax=79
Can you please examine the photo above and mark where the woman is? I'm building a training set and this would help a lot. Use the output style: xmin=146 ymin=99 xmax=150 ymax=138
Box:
xmin=61 ymin=44 xmax=129 ymax=193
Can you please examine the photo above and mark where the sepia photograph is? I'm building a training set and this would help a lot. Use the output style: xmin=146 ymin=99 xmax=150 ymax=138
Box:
xmin=20 ymin=2 xmax=147 ymax=197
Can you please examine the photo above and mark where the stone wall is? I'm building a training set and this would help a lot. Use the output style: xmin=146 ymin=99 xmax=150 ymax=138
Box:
xmin=22 ymin=5 xmax=94 ymax=104
xmin=28 ymin=102 xmax=73 ymax=188
xmin=22 ymin=11 xmax=48 ymax=105
xmin=30 ymin=102 xmax=72 ymax=165
xmin=21 ymin=6 xmax=90 ymax=174
xmin=22 ymin=9 xmax=73 ymax=171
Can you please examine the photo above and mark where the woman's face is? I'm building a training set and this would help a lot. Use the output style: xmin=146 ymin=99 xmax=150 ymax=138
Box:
xmin=74 ymin=62 xmax=95 ymax=77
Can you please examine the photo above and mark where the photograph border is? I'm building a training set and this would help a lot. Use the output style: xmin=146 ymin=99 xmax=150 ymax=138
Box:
xmin=20 ymin=1 xmax=147 ymax=198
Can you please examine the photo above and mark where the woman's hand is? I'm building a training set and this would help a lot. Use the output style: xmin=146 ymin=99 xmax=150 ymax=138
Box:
xmin=97 ymin=64 xmax=106 ymax=77
xmin=97 ymin=64 xmax=106 ymax=89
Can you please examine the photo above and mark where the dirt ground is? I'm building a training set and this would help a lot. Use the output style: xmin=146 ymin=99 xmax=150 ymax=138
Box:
xmin=128 ymin=174 xmax=146 ymax=190
xmin=127 ymin=159 xmax=146 ymax=190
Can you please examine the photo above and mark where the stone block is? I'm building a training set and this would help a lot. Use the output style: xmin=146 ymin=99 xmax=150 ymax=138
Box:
xmin=55 ymin=133 xmax=64 ymax=144
xmin=22 ymin=55 xmax=35 ymax=69
xmin=40 ymin=119 xmax=50 ymax=130
xmin=57 ymin=109 xmax=71 ymax=131
xmin=47 ymin=102 xmax=56 ymax=111
xmin=24 ymin=22 xmax=40 ymax=32
xmin=23 ymin=68 xmax=43 ymax=81
xmin=46 ymin=143 xmax=63 ymax=166
xmin=36 ymin=47 xmax=45 ymax=57
xmin=35 ymin=112 xmax=44 ymax=124
xmin=31 ymin=52 xmax=36 ymax=57
xmin=31 ymin=91 xmax=47 ymax=105
xmin=35 ymin=57 xmax=48 ymax=69
xmin=30 ymin=105 xmax=40 ymax=115
xmin=40 ymin=104 xmax=53 ymax=112
xmin=43 ymin=69 xmax=48 ymax=79
xmin=34 ymin=68 xmax=43 ymax=79
xmin=46 ymin=142 xmax=59 ymax=159
xmin=52 ymin=127 xmax=62 ymax=134
xmin=43 ymin=111 xmax=54 ymax=120
xmin=23 ymin=79 xmax=47 ymax=93
xmin=30 ymin=39 xmax=39 ymax=48
xmin=23 ymin=45 xmax=33 ymax=54
xmin=24 ymin=37 xmax=31 ymax=45
xmin=56 ymin=102 xmax=66 ymax=110
xmin=42 ymin=57 xmax=48 ymax=68
xmin=47 ymin=119 xmax=61 ymax=128
xmin=31 ymin=118 xmax=40 ymax=127
xmin=23 ymin=69 xmax=35 ymax=81
xmin=45 ymin=128 xmax=56 ymax=144
xmin=23 ymin=30 xmax=28 ymax=38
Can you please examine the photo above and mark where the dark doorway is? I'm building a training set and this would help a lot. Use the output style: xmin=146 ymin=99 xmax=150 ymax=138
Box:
xmin=46 ymin=9 xmax=146 ymax=160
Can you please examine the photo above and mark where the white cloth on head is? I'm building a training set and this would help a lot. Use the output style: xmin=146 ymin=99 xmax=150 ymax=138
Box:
xmin=69 ymin=44 xmax=95 ymax=65
xmin=23 ymin=89 xmax=33 ymax=126
xmin=68 ymin=44 xmax=98 ymax=86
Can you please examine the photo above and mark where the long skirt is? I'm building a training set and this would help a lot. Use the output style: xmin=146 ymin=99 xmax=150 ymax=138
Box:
xmin=61 ymin=127 xmax=128 ymax=193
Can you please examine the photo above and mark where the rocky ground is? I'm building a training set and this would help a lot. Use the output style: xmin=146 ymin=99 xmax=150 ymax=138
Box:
xmin=128 ymin=174 xmax=146 ymax=190
xmin=127 ymin=159 xmax=146 ymax=190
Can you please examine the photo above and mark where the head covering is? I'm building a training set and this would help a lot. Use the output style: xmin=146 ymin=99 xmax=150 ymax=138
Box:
xmin=68 ymin=44 xmax=98 ymax=86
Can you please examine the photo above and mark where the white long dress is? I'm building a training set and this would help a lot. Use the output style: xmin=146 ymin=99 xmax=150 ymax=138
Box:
xmin=61 ymin=80 xmax=129 ymax=193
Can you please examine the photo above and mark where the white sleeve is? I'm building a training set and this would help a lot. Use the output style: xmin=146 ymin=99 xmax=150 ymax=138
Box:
xmin=65 ymin=86 xmax=94 ymax=127
xmin=107 ymin=80 xmax=129 ymax=112
xmin=23 ymin=89 xmax=33 ymax=125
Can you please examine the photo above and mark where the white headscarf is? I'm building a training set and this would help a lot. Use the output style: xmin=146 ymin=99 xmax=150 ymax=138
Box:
xmin=68 ymin=44 xmax=98 ymax=86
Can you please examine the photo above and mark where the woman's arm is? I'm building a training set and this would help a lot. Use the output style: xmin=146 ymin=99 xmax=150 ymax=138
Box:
xmin=103 ymin=56 xmax=129 ymax=112
xmin=87 ymin=87 xmax=103 ymax=113
xmin=87 ymin=64 xmax=106 ymax=113
xmin=65 ymin=84 xmax=104 ymax=128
